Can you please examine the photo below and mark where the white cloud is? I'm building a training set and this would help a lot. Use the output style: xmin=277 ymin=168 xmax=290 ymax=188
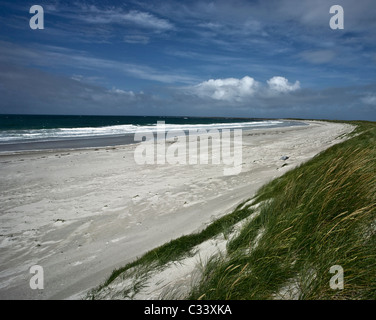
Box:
xmin=194 ymin=76 xmax=259 ymax=102
xmin=123 ymin=35 xmax=150 ymax=44
xmin=191 ymin=76 xmax=300 ymax=102
xmin=109 ymin=87 xmax=135 ymax=97
xmin=267 ymin=76 xmax=300 ymax=93
xmin=121 ymin=10 xmax=174 ymax=31
xmin=81 ymin=8 xmax=174 ymax=31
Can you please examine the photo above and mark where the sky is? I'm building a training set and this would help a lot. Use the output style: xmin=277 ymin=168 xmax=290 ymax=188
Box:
xmin=0 ymin=0 xmax=376 ymax=120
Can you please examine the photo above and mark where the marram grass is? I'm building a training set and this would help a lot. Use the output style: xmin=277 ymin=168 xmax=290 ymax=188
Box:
xmin=189 ymin=121 xmax=376 ymax=300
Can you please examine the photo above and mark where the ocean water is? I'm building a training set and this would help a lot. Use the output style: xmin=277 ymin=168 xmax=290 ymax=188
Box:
xmin=0 ymin=114 xmax=304 ymax=152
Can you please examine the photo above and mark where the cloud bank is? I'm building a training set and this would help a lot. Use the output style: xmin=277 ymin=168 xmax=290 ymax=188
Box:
xmin=191 ymin=76 xmax=300 ymax=102
xmin=0 ymin=62 xmax=374 ymax=120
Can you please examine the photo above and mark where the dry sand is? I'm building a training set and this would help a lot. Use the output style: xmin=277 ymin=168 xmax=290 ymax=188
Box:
xmin=0 ymin=121 xmax=354 ymax=299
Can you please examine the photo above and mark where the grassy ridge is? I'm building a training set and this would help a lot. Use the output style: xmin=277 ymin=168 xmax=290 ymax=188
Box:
xmin=189 ymin=121 xmax=376 ymax=299
xmin=89 ymin=121 xmax=376 ymax=300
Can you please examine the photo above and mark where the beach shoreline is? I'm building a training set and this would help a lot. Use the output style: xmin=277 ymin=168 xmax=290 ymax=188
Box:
xmin=0 ymin=120 xmax=354 ymax=299
xmin=0 ymin=119 xmax=306 ymax=154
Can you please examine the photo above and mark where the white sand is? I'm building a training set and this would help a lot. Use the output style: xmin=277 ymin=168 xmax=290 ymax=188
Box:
xmin=0 ymin=121 xmax=354 ymax=299
xmin=95 ymin=204 xmax=263 ymax=300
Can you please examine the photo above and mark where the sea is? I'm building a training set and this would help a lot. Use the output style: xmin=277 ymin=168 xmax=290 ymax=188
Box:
xmin=0 ymin=114 xmax=305 ymax=152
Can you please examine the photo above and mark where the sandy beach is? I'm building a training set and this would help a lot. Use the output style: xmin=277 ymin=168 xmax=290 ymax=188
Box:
xmin=0 ymin=121 xmax=354 ymax=300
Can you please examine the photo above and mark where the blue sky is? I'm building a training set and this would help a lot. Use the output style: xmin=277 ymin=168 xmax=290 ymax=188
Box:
xmin=0 ymin=0 xmax=376 ymax=120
